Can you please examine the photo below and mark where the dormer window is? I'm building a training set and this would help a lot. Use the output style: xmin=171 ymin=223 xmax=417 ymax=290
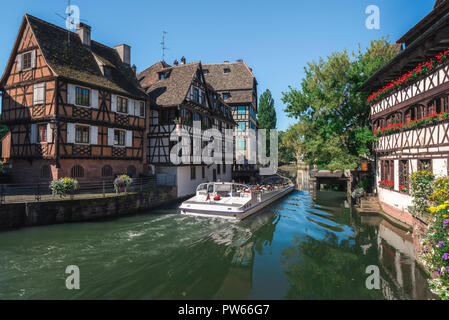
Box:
xmin=224 ymin=68 xmax=231 ymax=74
xmin=223 ymin=93 xmax=230 ymax=100
xmin=104 ymin=67 xmax=112 ymax=77
xmin=193 ymin=88 xmax=199 ymax=103
xmin=159 ymin=73 xmax=165 ymax=80
xmin=203 ymin=69 xmax=209 ymax=74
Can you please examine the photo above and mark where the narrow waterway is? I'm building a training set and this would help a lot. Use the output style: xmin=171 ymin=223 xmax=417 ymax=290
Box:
xmin=0 ymin=189 xmax=435 ymax=300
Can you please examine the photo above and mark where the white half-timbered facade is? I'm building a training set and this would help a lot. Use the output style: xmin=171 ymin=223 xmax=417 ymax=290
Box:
xmin=362 ymin=0 xmax=449 ymax=213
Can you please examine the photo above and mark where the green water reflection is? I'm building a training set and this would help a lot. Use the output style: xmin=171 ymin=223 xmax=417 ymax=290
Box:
xmin=0 ymin=190 xmax=435 ymax=300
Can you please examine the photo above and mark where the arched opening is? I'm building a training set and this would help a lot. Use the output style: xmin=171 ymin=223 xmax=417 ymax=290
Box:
xmin=71 ymin=165 xmax=84 ymax=178
xmin=101 ymin=165 xmax=113 ymax=177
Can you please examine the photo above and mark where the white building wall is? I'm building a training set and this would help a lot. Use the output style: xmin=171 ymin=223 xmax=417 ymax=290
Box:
xmin=433 ymin=158 xmax=448 ymax=178
xmin=176 ymin=164 xmax=233 ymax=198
xmin=378 ymin=188 xmax=413 ymax=213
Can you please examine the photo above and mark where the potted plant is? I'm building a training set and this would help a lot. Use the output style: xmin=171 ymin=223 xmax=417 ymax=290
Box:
xmin=114 ymin=174 xmax=133 ymax=193
xmin=50 ymin=177 xmax=79 ymax=199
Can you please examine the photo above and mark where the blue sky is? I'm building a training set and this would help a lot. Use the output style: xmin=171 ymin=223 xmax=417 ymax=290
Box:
xmin=0 ymin=0 xmax=436 ymax=130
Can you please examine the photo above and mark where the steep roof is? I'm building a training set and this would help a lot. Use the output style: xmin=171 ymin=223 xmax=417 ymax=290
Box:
xmin=202 ymin=61 xmax=256 ymax=92
xmin=15 ymin=14 xmax=147 ymax=99
xmin=138 ymin=62 xmax=200 ymax=107
xmin=397 ymin=1 xmax=449 ymax=45
xmin=360 ymin=6 xmax=449 ymax=91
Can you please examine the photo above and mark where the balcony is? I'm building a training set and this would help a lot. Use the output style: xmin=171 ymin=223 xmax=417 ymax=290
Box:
xmin=370 ymin=63 xmax=449 ymax=117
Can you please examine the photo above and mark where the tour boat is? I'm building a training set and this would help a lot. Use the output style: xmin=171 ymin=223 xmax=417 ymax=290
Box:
xmin=179 ymin=176 xmax=295 ymax=221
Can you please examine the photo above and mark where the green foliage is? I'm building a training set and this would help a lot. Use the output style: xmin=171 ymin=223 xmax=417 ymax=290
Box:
xmin=51 ymin=177 xmax=79 ymax=198
xmin=281 ymin=38 xmax=399 ymax=170
xmin=409 ymin=170 xmax=435 ymax=218
xmin=258 ymin=89 xmax=277 ymax=130
xmin=114 ymin=175 xmax=133 ymax=193
xmin=278 ymin=130 xmax=296 ymax=164
xmin=421 ymin=202 xmax=449 ymax=300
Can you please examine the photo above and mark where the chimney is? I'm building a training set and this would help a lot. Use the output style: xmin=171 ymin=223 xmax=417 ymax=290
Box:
xmin=173 ymin=59 xmax=179 ymax=66
xmin=180 ymin=56 xmax=186 ymax=65
xmin=76 ymin=23 xmax=91 ymax=47
xmin=115 ymin=44 xmax=131 ymax=66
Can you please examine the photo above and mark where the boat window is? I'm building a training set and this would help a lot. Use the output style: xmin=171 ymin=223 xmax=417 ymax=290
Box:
xmin=208 ymin=184 xmax=214 ymax=193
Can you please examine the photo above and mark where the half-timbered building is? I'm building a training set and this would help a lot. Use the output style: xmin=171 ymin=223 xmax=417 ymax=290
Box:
xmin=0 ymin=14 xmax=148 ymax=183
xmin=203 ymin=61 xmax=258 ymax=182
xmin=138 ymin=59 xmax=235 ymax=197
xmin=361 ymin=0 xmax=449 ymax=216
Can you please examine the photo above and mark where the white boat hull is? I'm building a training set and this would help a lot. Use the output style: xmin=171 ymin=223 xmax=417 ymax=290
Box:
xmin=180 ymin=185 xmax=295 ymax=221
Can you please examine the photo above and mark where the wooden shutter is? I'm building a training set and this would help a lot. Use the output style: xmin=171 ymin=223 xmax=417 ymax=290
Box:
xmin=125 ymin=130 xmax=133 ymax=147
xmin=91 ymin=89 xmax=99 ymax=109
xmin=16 ymin=54 xmax=22 ymax=72
xmin=31 ymin=50 xmax=37 ymax=69
xmin=67 ymin=84 xmax=76 ymax=105
xmin=30 ymin=124 xmax=37 ymax=144
xmin=90 ymin=126 xmax=98 ymax=145
xmin=67 ymin=123 xmax=75 ymax=143
xmin=33 ymin=83 xmax=45 ymax=105
xmin=111 ymin=94 xmax=117 ymax=112
xmin=108 ymin=128 xmax=114 ymax=146
xmin=47 ymin=123 xmax=53 ymax=143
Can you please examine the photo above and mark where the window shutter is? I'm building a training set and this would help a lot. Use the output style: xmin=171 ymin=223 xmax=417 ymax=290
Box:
xmin=111 ymin=94 xmax=117 ymax=112
xmin=30 ymin=124 xmax=37 ymax=144
xmin=47 ymin=123 xmax=53 ymax=143
xmin=108 ymin=128 xmax=114 ymax=146
xmin=125 ymin=130 xmax=133 ymax=147
xmin=33 ymin=83 xmax=45 ymax=105
xmin=91 ymin=89 xmax=99 ymax=108
xmin=67 ymin=123 xmax=75 ymax=143
xmin=67 ymin=84 xmax=76 ymax=105
xmin=16 ymin=54 xmax=22 ymax=72
xmin=90 ymin=126 xmax=98 ymax=145
xmin=31 ymin=50 xmax=37 ymax=69
xmin=128 ymin=99 xmax=135 ymax=116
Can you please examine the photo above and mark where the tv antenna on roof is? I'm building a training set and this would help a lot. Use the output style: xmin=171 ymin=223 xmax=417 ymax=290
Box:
xmin=161 ymin=30 xmax=169 ymax=62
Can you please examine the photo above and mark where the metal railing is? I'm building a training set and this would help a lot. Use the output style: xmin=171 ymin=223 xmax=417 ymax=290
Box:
xmin=0 ymin=174 xmax=176 ymax=204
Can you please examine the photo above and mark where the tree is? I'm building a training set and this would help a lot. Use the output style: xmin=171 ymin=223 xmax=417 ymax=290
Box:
xmin=279 ymin=125 xmax=301 ymax=164
xmin=258 ymin=89 xmax=277 ymax=155
xmin=258 ymin=89 xmax=277 ymax=130
xmin=281 ymin=38 xmax=399 ymax=171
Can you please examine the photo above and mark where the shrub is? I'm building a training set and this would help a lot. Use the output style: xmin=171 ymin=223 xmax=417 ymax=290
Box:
xmin=50 ymin=177 xmax=79 ymax=198
xmin=421 ymin=201 xmax=449 ymax=300
xmin=114 ymin=175 xmax=132 ymax=193
xmin=409 ymin=170 xmax=434 ymax=218
xmin=429 ymin=177 xmax=449 ymax=206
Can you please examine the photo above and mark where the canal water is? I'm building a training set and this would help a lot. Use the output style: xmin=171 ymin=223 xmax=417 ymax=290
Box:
xmin=0 ymin=190 xmax=435 ymax=300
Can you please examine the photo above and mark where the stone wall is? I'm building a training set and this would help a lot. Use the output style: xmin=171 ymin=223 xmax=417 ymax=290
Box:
xmin=0 ymin=186 xmax=177 ymax=230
